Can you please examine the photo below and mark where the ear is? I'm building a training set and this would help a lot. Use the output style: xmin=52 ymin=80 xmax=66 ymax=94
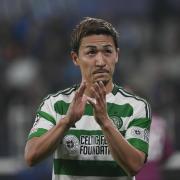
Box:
xmin=71 ymin=51 xmax=79 ymax=66
xmin=115 ymin=48 xmax=120 ymax=63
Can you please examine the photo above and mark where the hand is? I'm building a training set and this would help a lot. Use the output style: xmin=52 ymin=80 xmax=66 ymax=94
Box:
xmin=87 ymin=81 xmax=109 ymax=126
xmin=66 ymin=82 xmax=87 ymax=126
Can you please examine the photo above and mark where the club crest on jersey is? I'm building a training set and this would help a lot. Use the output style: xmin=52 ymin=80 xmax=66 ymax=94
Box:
xmin=110 ymin=116 xmax=123 ymax=130
xmin=62 ymin=135 xmax=80 ymax=156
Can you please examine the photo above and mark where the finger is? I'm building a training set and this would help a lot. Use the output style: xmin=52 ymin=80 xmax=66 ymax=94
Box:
xmin=87 ymin=96 xmax=96 ymax=108
xmin=82 ymin=94 xmax=88 ymax=103
xmin=93 ymin=83 xmax=104 ymax=103
xmin=91 ymin=85 xmax=101 ymax=102
xmin=77 ymin=81 xmax=86 ymax=97
xmin=99 ymin=81 xmax=106 ymax=98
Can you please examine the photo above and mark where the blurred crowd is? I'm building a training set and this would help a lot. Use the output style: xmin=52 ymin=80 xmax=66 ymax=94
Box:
xmin=0 ymin=0 xmax=180 ymax=179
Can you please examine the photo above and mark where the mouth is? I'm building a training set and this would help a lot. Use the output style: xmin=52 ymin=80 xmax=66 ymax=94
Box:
xmin=92 ymin=69 xmax=109 ymax=74
xmin=92 ymin=69 xmax=110 ymax=84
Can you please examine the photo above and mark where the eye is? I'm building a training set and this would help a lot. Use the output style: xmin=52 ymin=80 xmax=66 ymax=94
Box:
xmin=87 ymin=50 xmax=96 ymax=55
xmin=104 ymin=49 xmax=112 ymax=54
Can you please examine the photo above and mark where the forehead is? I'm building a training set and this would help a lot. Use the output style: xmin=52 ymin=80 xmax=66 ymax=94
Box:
xmin=80 ymin=35 xmax=115 ymax=49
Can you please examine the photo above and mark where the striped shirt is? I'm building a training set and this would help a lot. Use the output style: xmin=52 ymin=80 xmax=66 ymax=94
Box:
xmin=28 ymin=84 xmax=151 ymax=180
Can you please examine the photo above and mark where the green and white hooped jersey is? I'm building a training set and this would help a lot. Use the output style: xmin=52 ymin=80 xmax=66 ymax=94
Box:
xmin=28 ymin=84 xmax=151 ymax=180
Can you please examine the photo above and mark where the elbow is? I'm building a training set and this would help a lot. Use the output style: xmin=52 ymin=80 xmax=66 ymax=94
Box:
xmin=25 ymin=158 xmax=34 ymax=167
xmin=126 ymin=151 xmax=146 ymax=176
xmin=24 ymin=147 xmax=38 ymax=167
xmin=128 ymin=165 xmax=142 ymax=176
xmin=24 ymin=152 xmax=35 ymax=167
xmin=126 ymin=160 xmax=144 ymax=176
xmin=118 ymin=156 xmax=144 ymax=176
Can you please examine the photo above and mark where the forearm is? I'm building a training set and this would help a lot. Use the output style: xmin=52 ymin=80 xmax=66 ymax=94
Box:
xmin=25 ymin=117 xmax=70 ymax=166
xmin=101 ymin=119 xmax=145 ymax=175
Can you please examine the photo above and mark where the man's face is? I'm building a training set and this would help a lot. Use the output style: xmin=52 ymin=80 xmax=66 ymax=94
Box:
xmin=71 ymin=35 xmax=119 ymax=85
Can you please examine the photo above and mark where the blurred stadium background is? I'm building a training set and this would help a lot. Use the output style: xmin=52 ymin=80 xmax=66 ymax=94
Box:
xmin=0 ymin=0 xmax=180 ymax=179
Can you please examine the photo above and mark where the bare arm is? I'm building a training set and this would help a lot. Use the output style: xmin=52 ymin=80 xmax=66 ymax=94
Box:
xmin=87 ymin=81 xmax=146 ymax=176
xmin=24 ymin=117 xmax=70 ymax=166
xmin=24 ymin=82 xmax=88 ymax=166
xmin=100 ymin=120 xmax=145 ymax=176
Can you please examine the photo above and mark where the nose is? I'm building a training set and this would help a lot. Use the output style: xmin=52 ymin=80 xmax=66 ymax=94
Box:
xmin=95 ymin=52 xmax=106 ymax=67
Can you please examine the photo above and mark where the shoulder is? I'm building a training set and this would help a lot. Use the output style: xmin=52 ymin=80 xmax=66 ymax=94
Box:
xmin=38 ymin=84 xmax=79 ymax=109
xmin=51 ymin=84 xmax=79 ymax=98
xmin=114 ymin=84 xmax=148 ymax=103
xmin=114 ymin=84 xmax=151 ymax=118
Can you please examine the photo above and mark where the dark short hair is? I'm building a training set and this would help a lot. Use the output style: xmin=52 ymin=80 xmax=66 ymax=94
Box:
xmin=70 ymin=17 xmax=119 ymax=54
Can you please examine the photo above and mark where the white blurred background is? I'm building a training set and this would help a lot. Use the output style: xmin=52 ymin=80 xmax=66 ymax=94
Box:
xmin=0 ymin=0 xmax=180 ymax=179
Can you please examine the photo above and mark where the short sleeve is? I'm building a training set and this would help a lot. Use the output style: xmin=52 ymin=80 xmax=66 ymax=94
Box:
xmin=125 ymin=101 xmax=151 ymax=155
xmin=28 ymin=96 xmax=57 ymax=139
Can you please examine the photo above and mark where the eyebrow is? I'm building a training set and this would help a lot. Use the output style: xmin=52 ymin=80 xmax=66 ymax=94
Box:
xmin=84 ymin=44 xmax=113 ymax=49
